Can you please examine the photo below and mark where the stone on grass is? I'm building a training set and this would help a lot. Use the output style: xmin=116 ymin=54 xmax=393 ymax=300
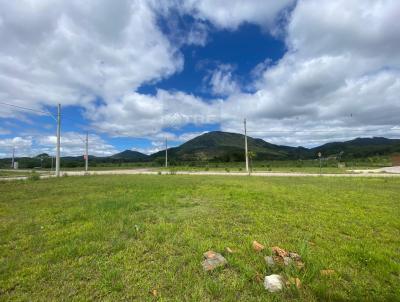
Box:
xmin=252 ymin=241 xmax=265 ymax=252
xmin=264 ymin=274 xmax=284 ymax=292
xmin=203 ymin=250 xmax=217 ymax=259
xmin=202 ymin=250 xmax=227 ymax=271
xmin=289 ymin=252 xmax=301 ymax=261
xmin=272 ymin=246 xmax=288 ymax=258
xmin=283 ymin=256 xmax=293 ymax=266
xmin=265 ymin=256 xmax=275 ymax=267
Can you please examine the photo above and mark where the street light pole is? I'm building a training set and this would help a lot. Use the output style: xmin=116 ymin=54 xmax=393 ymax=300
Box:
xmin=56 ymin=104 xmax=61 ymax=177
xmin=85 ymin=131 xmax=89 ymax=173
xmin=165 ymin=137 xmax=168 ymax=168
xmin=11 ymin=146 xmax=15 ymax=169
xmin=244 ymin=119 xmax=249 ymax=173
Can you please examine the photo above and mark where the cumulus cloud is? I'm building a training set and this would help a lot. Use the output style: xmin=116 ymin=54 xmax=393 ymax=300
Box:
xmin=217 ymin=0 xmax=400 ymax=145
xmin=86 ymin=89 xmax=222 ymax=137
xmin=205 ymin=64 xmax=240 ymax=96
xmin=0 ymin=0 xmax=182 ymax=118
xmin=182 ymin=0 xmax=295 ymax=30
xmin=1 ymin=0 xmax=399 ymax=150
xmin=0 ymin=132 xmax=118 ymax=157
xmin=0 ymin=137 xmax=33 ymax=157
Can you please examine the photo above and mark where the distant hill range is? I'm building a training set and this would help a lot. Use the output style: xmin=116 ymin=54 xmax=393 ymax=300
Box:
xmin=150 ymin=131 xmax=400 ymax=162
xmin=1 ymin=131 xmax=399 ymax=168
xmin=111 ymin=150 xmax=148 ymax=161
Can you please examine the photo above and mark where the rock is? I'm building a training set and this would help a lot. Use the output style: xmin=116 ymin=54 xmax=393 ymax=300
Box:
xmin=202 ymin=250 xmax=227 ymax=271
xmin=264 ymin=274 xmax=284 ymax=292
xmin=265 ymin=256 xmax=275 ymax=267
xmin=320 ymin=269 xmax=335 ymax=276
xmin=273 ymin=255 xmax=284 ymax=265
xmin=272 ymin=246 xmax=288 ymax=258
xmin=283 ymin=256 xmax=293 ymax=266
xmin=289 ymin=252 xmax=301 ymax=261
xmin=252 ymin=241 xmax=265 ymax=252
xmin=203 ymin=250 xmax=217 ymax=259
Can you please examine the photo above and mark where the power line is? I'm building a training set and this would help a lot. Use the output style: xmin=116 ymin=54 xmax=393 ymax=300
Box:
xmin=0 ymin=102 xmax=57 ymax=121
xmin=0 ymin=102 xmax=50 ymax=115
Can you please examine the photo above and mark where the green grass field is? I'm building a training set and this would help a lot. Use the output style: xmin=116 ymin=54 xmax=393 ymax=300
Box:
xmin=0 ymin=175 xmax=399 ymax=301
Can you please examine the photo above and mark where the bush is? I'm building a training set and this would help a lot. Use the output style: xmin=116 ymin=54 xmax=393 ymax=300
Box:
xmin=28 ymin=172 xmax=40 ymax=181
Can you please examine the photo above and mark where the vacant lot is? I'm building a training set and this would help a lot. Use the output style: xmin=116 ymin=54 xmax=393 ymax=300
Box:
xmin=0 ymin=175 xmax=399 ymax=301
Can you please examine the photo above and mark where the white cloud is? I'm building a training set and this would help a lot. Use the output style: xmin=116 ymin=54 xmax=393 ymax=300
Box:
xmin=86 ymin=89 xmax=222 ymax=137
xmin=0 ymin=137 xmax=33 ymax=157
xmin=36 ymin=132 xmax=118 ymax=157
xmin=183 ymin=0 xmax=295 ymax=30
xmin=206 ymin=64 xmax=240 ymax=96
xmin=0 ymin=132 xmax=118 ymax=157
xmin=1 ymin=0 xmax=399 ymax=149
xmin=216 ymin=0 xmax=400 ymax=145
xmin=0 ymin=0 xmax=182 ymax=117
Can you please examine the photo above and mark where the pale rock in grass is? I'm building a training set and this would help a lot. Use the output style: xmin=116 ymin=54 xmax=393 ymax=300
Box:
xmin=289 ymin=252 xmax=301 ymax=261
xmin=264 ymin=274 xmax=284 ymax=292
xmin=202 ymin=250 xmax=227 ymax=271
xmin=283 ymin=256 xmax=293 ymax=266
xmin=252 ymin=241 xmax=265 ymax=252
xmin=265 ymin=256 xmax=276 ymax=267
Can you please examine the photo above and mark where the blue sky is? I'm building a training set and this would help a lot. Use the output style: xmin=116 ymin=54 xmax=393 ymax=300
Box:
xmin=0 ymin=0 xmax=399 ymax=157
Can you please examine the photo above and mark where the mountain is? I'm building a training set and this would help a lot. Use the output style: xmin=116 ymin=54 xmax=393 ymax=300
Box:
xmin=312 ymin=137 xmax=400 ymax=158
xmin=150 ymin=132 xmax=400 ymax=162
xmin=150 ymin=131 xmax=308 ymax=162
xmin=111 ymin=150 xmax=149 ymax=161
xmin=1 ymin=132 xmax=399 ymax=169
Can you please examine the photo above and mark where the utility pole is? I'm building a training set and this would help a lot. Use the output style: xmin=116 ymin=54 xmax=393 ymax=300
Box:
xmin=56 ymin=103 xmax=61 ymax=177
xmin=165 ymin=137 xmax=168 ymax=168
xmin=244 ymin=118 xmax=249 ymax=173
xmin=85 ymin=131 xmax=89 ymax=173
xmin=11 ymin=146 xmax=15 ymax=169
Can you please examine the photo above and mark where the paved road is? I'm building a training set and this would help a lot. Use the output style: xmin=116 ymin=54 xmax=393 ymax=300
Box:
xmin=350 ymin=166 xmax=400 ymax=174
xmin=1 ymin=168 xmax=400 ymax=181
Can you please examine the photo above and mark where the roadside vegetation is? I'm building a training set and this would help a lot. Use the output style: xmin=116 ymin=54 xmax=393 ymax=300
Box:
xmin=0 ymin=175 xmax=399 ymax=301
xmin=0 ymin=156 xmax=393 ymax=177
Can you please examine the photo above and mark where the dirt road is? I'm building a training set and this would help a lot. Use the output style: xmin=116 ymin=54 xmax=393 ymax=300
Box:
xmin=1 ymin=167 xmax=400 ymax=181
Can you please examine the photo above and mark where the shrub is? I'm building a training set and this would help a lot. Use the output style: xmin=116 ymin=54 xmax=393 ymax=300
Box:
xmin=28 ymin=172 xmax=40 ymax=181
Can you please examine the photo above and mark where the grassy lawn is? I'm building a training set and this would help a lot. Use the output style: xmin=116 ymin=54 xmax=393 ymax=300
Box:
xmin=0 ymin=170 xmax=42 ymax=178
xmin=0 ymin=175 xmax=399 ymax=301
xmin=160 ymin=166 xmax=356 ymax=174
